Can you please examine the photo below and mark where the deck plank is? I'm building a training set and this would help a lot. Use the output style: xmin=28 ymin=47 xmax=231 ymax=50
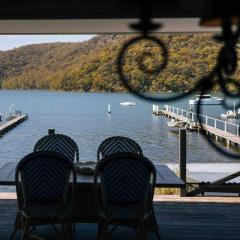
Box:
xmin=1 ymin=200 xmax=240 ymax=240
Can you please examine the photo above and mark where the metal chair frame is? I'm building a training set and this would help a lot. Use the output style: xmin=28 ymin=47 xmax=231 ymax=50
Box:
xmin=34 ymin=133 xmax=79 ymax=162
xmin=10 ymin=151 xmax=76 ymax=240
xmin=94 ymin=153 xmax=161 ymax=240
xmin=97 ymin=136 xmax=143 ymax=161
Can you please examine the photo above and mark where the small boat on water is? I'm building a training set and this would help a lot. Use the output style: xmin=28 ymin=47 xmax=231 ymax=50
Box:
xmin=221 ymin=102 xmax=239 ymax=119
xmin=221 ymin=110 xmax=238 ymax=119
xmin=189 ymin=95 xmax=223 ymax=105
xmin=167 ymin=119 xmax=188 ymax=128
xmin=120 ymin=101 xmax=136 ymax=106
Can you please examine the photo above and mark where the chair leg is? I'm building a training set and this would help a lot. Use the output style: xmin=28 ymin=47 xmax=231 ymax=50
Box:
xmin=140 ymin=221 xmax=148 ymax=240
xmin=52 ymin=224 xmax=62 ymax=239
xmin=9 ymin=212 xmax=21 ymax=240
xmin=97 ymin=221 xmax=103 ymax=240
xmin=61 ymin=223 xmax=71 ymax=240
xmin=151 ymin=211 xmax=161 ymax=240
xmin=21 ymin=218 xmax=30 ymax=240
xmin=133 ymin=227 xmax=143 ymax=240
xmin=61 ymin=224 xmax=67 ymax=240
xmin=60 ymin=224 xmax=65 ymax=240
xmin=101 ymin=221 xmax=109 ymax=240
xmin=66 ymin=223 xmax=73 ymax=240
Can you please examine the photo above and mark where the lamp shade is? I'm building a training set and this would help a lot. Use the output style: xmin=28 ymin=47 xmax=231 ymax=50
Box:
xmin=199 ymin=0 xmax=240 ymax=27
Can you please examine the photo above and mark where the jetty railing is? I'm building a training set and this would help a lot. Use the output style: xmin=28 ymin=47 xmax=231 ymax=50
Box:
xmin=164 ymin=105 xmax=240 ymax=137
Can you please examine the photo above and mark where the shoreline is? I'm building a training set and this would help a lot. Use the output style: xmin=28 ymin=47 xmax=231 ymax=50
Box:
xmin=0 ymin=89 xmax=223 ymax=94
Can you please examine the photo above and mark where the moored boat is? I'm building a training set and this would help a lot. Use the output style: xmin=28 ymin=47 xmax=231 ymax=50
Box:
xmin=221 ymin=110 xmax=238 ymax=119
xmin=120 ymin=101 xmax=136 ymax=106
xmin=189 ymin=95 xmax=223 ymax=105
xmin=167 ymin=119 xmax=188 ymax=128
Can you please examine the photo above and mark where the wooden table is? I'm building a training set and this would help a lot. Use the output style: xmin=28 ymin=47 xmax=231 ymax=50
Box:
xmin=0 ymin=162 xmax=185 ymax=222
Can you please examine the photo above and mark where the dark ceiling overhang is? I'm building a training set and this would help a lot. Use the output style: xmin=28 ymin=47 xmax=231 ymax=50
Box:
xmin=0 ymin=0 xmax=205 ymax=19
xmin=0 ymin=0 xmax=221 ymax=33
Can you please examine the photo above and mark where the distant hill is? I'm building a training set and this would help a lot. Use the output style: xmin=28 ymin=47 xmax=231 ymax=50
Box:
xmin=0 ymin=34 xmax=227 ymax=92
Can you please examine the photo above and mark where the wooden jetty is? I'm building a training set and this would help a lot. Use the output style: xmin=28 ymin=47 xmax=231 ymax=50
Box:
xmin=156 ymin=105 xmax=240 ymax=146
xmin=0 ymin=115 xmax=28 ymax=136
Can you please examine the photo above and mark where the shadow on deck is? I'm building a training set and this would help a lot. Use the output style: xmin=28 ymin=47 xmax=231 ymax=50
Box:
xmin=1 ymin=198 xmax=240 ymax=240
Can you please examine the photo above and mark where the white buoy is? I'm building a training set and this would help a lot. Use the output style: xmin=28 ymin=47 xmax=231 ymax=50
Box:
xmin=153 ymin=104 xmax=159 ymax=114
xmin=108 ymin=104 xmax=111 ymax=114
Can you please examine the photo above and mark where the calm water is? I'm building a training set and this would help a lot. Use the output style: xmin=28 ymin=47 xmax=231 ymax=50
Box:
xmin=0 ymin=90 xmax=240 ymax=168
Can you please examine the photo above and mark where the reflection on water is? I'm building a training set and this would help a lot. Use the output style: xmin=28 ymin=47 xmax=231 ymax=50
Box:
xmin=0 ymin=90 xmax=239 ymax=168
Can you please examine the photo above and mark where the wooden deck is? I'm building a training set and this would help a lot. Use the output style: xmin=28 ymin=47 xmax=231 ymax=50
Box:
xmin=1 ymin=198 xmax=240 ymax=240
xmin=0 ymin=115 xmax=28 ymax=135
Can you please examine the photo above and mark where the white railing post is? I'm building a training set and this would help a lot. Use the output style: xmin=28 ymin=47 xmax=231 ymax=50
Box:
xmin=237 ymin=126 xmax=239 ymax=137
xmin=177 ymin=108 xmax=179 ymax=115
xmin=214 ymin=119 xmax=217 ymax=128
xmin=224 ymin=122 xmax=227 ymax=132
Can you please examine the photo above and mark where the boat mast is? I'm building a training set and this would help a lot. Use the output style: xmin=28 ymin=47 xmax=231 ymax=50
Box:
xmin=234 ymin=101 xmax=236 ymax=117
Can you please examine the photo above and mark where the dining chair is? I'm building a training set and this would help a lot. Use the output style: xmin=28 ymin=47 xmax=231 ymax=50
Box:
xmin=94 ymin=153 xmax=161 ymax=240
xmin=10 ymin=151 xmax=76 ymax=240
xmin=97 ymin=136 xmax=143 ymax=161
xmin=33 ymin=131 xmax=79 ymax=162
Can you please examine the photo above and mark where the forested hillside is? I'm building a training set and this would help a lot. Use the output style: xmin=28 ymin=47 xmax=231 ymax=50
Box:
xmin=0 ymin=34 xmax=228 ymax=92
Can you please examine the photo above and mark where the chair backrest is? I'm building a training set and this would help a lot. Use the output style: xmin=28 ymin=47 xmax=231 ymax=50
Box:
xmin=94 ymin=153 xmax=156 ymax=211
xmin=97 ymin=136 xmax=143 ymax=161
xmin=15 ymin=151 xmax=76 ymax=211
xmin=33 ymin=133 xmax=79 ymax=162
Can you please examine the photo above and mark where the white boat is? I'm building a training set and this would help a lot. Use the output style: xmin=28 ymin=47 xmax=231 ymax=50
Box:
xmin=189 ymin=95 xmax=223 ymax=105
xmin=221 ymin=102 xmax=239 ymax=119
xmin=167 ymin=119 xmax=187 ymax=128
xmin=108 ymin=104 xmax=111 ymax=114
xmin=221 ymin=110 xmax=238 ymax=119
xmin=120 ymin=101 xmax=136 ymax=106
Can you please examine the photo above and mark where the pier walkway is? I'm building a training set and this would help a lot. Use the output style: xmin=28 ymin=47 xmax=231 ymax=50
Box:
xmin=156 ymin=105 xmax=240 ymax=146
xmin=0 ymin=115 xmax=28 ymax=136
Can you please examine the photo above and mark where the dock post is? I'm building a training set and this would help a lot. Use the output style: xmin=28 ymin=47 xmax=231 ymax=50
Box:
xmin=179 ymin=128 xmax=186 ymax=197
xmin=48 ymin=128 xmax=55 ymax=135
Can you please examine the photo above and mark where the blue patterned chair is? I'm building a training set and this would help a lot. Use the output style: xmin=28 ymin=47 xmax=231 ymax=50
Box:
xmin=94 ymin=153 xmax=160 ymax=240
xmin=34 ymin=133 xmax=79 ymax=162
xmin=10 ymin=151 xmax=76 ymax=240
xmin=97 ymin=136 xmax=143 ymax=161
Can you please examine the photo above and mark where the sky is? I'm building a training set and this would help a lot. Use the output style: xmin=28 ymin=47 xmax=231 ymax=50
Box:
xmin=0 ymin=35 xmax=95 ymax=51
